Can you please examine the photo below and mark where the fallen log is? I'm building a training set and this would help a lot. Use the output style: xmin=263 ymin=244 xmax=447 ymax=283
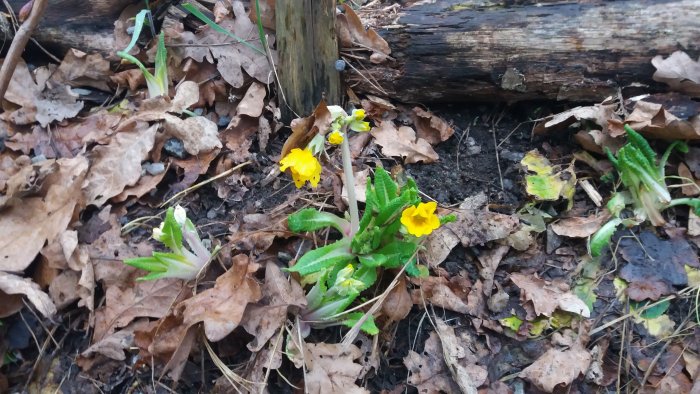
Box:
xmin=348 ymin=0 xmax=700 ymax=103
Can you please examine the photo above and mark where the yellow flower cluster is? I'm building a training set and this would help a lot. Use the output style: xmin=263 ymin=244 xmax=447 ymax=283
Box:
xmin=400 ymin=202 xmax=441 ymax=237
xmin=279 ymin=148 xmax=322 ymax=188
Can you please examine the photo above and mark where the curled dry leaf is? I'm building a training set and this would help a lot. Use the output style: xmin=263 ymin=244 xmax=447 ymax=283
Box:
xmin=381 ymin=276 xmax=412 ymax=322
xmin=84 ymin=123 xmax=157 ymax=206
xmin=520 ymin=330 xmax=592 ymax=393
xmin=371 ymin=121 xmax=438 ymax=164
xmin=0 ymin=271 xmax=56 ymax=318
xmin=511 ymin=273 xmax=590 ymax=318
xmin=52 ymin=49 xmax=112 ymax=91
xmin=550 ymin=211 xmax=611 ymax=238
xmin=411 ymin=107 xmax=455 ymax=145
xmin=236 ymin=82 xmax=267 ymax=118
xmin=133 ymin=314 xmax=196 ymax=382
xmin=179 ymin=254 xmax=262 ymax=342
xmin=534 ymin=103 xmax=619 ymax=136
xmin=410 ymin=271 xmax=482 ymax=316
xmin=337 ymin=4 xmax=390 ymax=62
xmin=609 ymin=100 xmax=700 ymax=140
xmin=477 ymin=245 xmax=510 ymax=298
xmin=0 ymin=156 xmax=88 ymax=272
xmin=281 ymin=99 xmax=333 ymax=158
xmin=304 ymin=342 xmax=369 ymax=394
xmin=652 ymin=51 xmax=700 ymax=98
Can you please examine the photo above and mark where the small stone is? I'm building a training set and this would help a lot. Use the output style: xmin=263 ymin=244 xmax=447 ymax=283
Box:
xmin=334 ymin=59 xmax=346 ymax=71
xmin=163 ymin=138 xmax=187 ymax=158
xmin=31 ymin=154 xmax=47 ymax=163
xmin=143 ymin=162 xmax=166 ymax=176
xmin=193 ymin=108 xmax=204 ymax=116
xmin=217 ymin=115 xmax=231 ymax=127
xmin=500 ymin=149 xmax=524 ymax=163
xmin=206 ymin=209 xmax=217 ymax=219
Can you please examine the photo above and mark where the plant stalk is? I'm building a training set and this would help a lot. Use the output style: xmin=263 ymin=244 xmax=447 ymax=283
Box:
xmin=340 ymin=127 xmax=360 ymax=236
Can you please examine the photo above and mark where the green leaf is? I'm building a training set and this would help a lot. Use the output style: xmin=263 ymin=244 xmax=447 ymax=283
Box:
xmin=374 ymin=241 xmax=417 ymax=269
xmin=624 ymin=125 xmax=657 ymax=166
xmin=152 ymin=32 xmax=169 ymax=97
xmin=181 ymin=3 xmax=265 ymax=55
xmin=122 ymin=9 xmax=149 ymax=54
xmin=375 ymin=194 xmax=410 ymax=226
xmin=288 ymin=208 xmax=349 ymax=234
xmin=354 ymin=265 xmax=377 ymax=289
xmin=632 ymin=299 xmax=670 ymax=319
xmin=358 ymin=253 xmax=387 ymax=268
xmin=373 ymin=167 xmax=398 ymax=208
xmin=123 ymin=257 xmax=166 ymax=273
xmin=160 ymin=207 xmax=183 ymax=251
xmin=589 ymin=218 xmax=622 ymax=257
xmin=287 ymin=239 xmax=355 ymax=276
xmin=342 ymin=312 xmax=379 ymax=335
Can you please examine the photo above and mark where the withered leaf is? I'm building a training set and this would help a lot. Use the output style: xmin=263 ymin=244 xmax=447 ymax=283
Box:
xmin=511 ymin=273 xmax=590 ymax=318
xmin=371 ymin=121 xmax=438 ymax=164
xmin=0 ymin=271 xmax=56 ymax=318
xmin=304 ymin=342 xmax=369 ymax=394
xmin=652 ymin=51 xmax=700 ymax=97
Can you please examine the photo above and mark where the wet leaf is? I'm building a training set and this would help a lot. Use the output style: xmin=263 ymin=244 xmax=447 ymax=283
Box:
xmin=522 ymin=150 xmax=576 ymax=204
xmin=371 ymin=121 xmax=439 ymax=164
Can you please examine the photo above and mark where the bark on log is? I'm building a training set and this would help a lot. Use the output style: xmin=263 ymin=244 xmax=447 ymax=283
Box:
xmin=348 ymin=0 xmax=700 ymax=103
xmin=2 ymin=0 xmax=136 ymax=55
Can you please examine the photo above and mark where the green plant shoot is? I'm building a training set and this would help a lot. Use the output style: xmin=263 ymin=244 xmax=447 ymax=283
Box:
xmin=589 ymin=125 xmax=700 ymax=257
xmin=280 ymin=108 xmax=455 ymax=335
xmin=124 ymin=205 xmax=219 ymax=280
xmin=117 ymin=9 xmax=169 ymax=98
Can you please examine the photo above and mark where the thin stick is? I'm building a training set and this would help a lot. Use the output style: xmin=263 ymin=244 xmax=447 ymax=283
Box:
xmin=0 ymin=0 xmax=48 ymax=101
xmin=340 ymin=125 xmax=360 ymax=235
xmin=160 ymin=161 xmax=250 ymax=207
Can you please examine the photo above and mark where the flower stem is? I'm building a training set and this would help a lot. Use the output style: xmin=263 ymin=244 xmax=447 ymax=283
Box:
xmin=340 ymin=127 xmax=359 ymax=236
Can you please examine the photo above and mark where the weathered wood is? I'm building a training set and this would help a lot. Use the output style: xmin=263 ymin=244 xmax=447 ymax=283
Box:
xmin=2 ymin=0 xmax=136 ymax=54
xmin=276 ymin=0 xmax=341 ymax=121
xmin=348 ymin=0 xmax=700 ymax=103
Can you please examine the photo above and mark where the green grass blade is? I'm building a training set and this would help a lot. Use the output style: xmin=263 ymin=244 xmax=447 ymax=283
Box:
xmin=254 ymin=0 xmax=268 ymax=50
xmin=123 ymin=9 xmax=150 ymax=54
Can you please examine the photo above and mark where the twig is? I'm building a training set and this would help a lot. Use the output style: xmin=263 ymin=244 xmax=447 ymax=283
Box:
xmin=0 ymin=0 xmax=48 ymax=101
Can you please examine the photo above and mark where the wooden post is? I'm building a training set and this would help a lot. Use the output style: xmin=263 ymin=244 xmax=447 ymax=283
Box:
xmin=275 ymin=0 xmax=341 ymax=122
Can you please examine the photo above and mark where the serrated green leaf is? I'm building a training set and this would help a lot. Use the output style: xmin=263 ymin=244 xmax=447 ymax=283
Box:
xmin=354 ymin=265 xmax=377 ymax=289
xmin=624 ymin=125 xmax=657 ymax=166
xmin=375 ymin=241 xmax=417 ymax=269
xmin=288 ymin=239 xmax=355 ymax=276
xmin=342 ymin=312 xmax=379 ymax=335
xmin=160 ymin=207 xmax=183 ymax=251
xmin=358 ymin=253 xmax=387 ymax=268
xmin=376 ymin=195 xmax=410 ymax=226
xmin=373 ymin=167 xmax=398 ymax=208
xmin=288 ymin=208 xmax=349 ymax=234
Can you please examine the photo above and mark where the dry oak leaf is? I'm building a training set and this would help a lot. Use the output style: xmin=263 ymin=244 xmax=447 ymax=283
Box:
xmin=84 ymin=123 xmax=157 ymax=206
xmin=0 ymin=271 xmax=56 ymax=318
xmin=510 ymin=273 xmax=590 ymax=318
xmin=337 ymin=4 xmax=390 ymax=63
xmin=0 ymin=156 xmax=88 ymax=272
xmin=236 ymin=81 xmax=267 ymax=118
xmin=550 ymin=211 xmax=611 ymax=238
xmin=179 ymin=254 xmax=262 ymax=342
xmin=411 ymin=107 xmax=455 ymax=145
xmin=520 ymin=332 xmax=592 ymax=392
xmin=133 ymin=313 xmax=197 ymax=382
xmin=404 ymin=331 xmax=462 ymax=394
xmin=652 ymin=51 xmax=700 ymax=98
xmin=52 ymin=49 xmax=112 ymax=91
xmin=304 ymin=342 xmax=369 ymax=394
xmin=93 ymin=278 xmax=186 ymax=341
xmin=371 ymin=121 xmax=438 ymax=164
xmin=241 ymin=263 xmax=306 ymax=352
xmin=410 ymin=271 xmax=481 ymax=316
xmin=1 ymin=59 xmax=83 ymax=127
xmin=170 ymin=1 xmax=273 ymax=88
xmin=534 ymin=102 xmax=619 ymax=136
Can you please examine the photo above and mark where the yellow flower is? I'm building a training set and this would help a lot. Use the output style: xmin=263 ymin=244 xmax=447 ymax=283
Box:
xmin=352 ymin=109 xmax=365 ymax=120
xmin=328 ymin=130 xmax=344 ymax=145
xmin=348 ymin=109 xmax=370 ymax=132
xmin=400 ymin=201 xmax=441 ymax=237
xmin=279 ymin=148 xmax=322 ymax=188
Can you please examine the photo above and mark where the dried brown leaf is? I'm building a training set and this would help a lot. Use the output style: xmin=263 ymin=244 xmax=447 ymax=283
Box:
xmin=52 ymin=49 xmax=112 ymax=91
xmin=652 ymin=51 xmax=700 ymax=97
xmin=337 ymin=4 xmax=390 ymax=62
xmin=550 ymin=211 xmax=611 ymax=238
xmin=535 ymin=103 xmax=619 ymax=136
xmin=411 ymin=107 xmax=455 ymax=145
xmin=304 ymin=342 xmax=369 ymax=394
xmin=510 ymin=273 xmax=590 ymax=318
xmin=241 ymin=263 xmax=305 ymax=352
xmin=281 ymin=100 xmax=332 ymax=158
xmin=371 ymin=121 xmax=438 ymax=164
xmin=520 ymin=331 xmax=592 ymax=392
xmin=0 ymin=271 xmax=56 ymax=318
xmin=404 ymin=331 xmax=461 ymax=394
xmin=236 ymin=82 xmax=266 ymax=118
xmin=179 ymin=254 xmax=262 ymax=342
xmin=410 ymin=271 xmax=481 ymax=316
xmin=609 ymin=100 xmax=700 ymax=140
xmin=434 ymin=319 xmax=488 ymax=394
xmin=381 ymin=276 xmax=412 ymax=322
xmin=0 ymin=156 xmax=88 ymax=272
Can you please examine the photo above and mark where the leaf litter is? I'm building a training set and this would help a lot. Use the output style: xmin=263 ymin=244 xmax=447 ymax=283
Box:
xmin=1 ymin=2 xmax=700 ymax=394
